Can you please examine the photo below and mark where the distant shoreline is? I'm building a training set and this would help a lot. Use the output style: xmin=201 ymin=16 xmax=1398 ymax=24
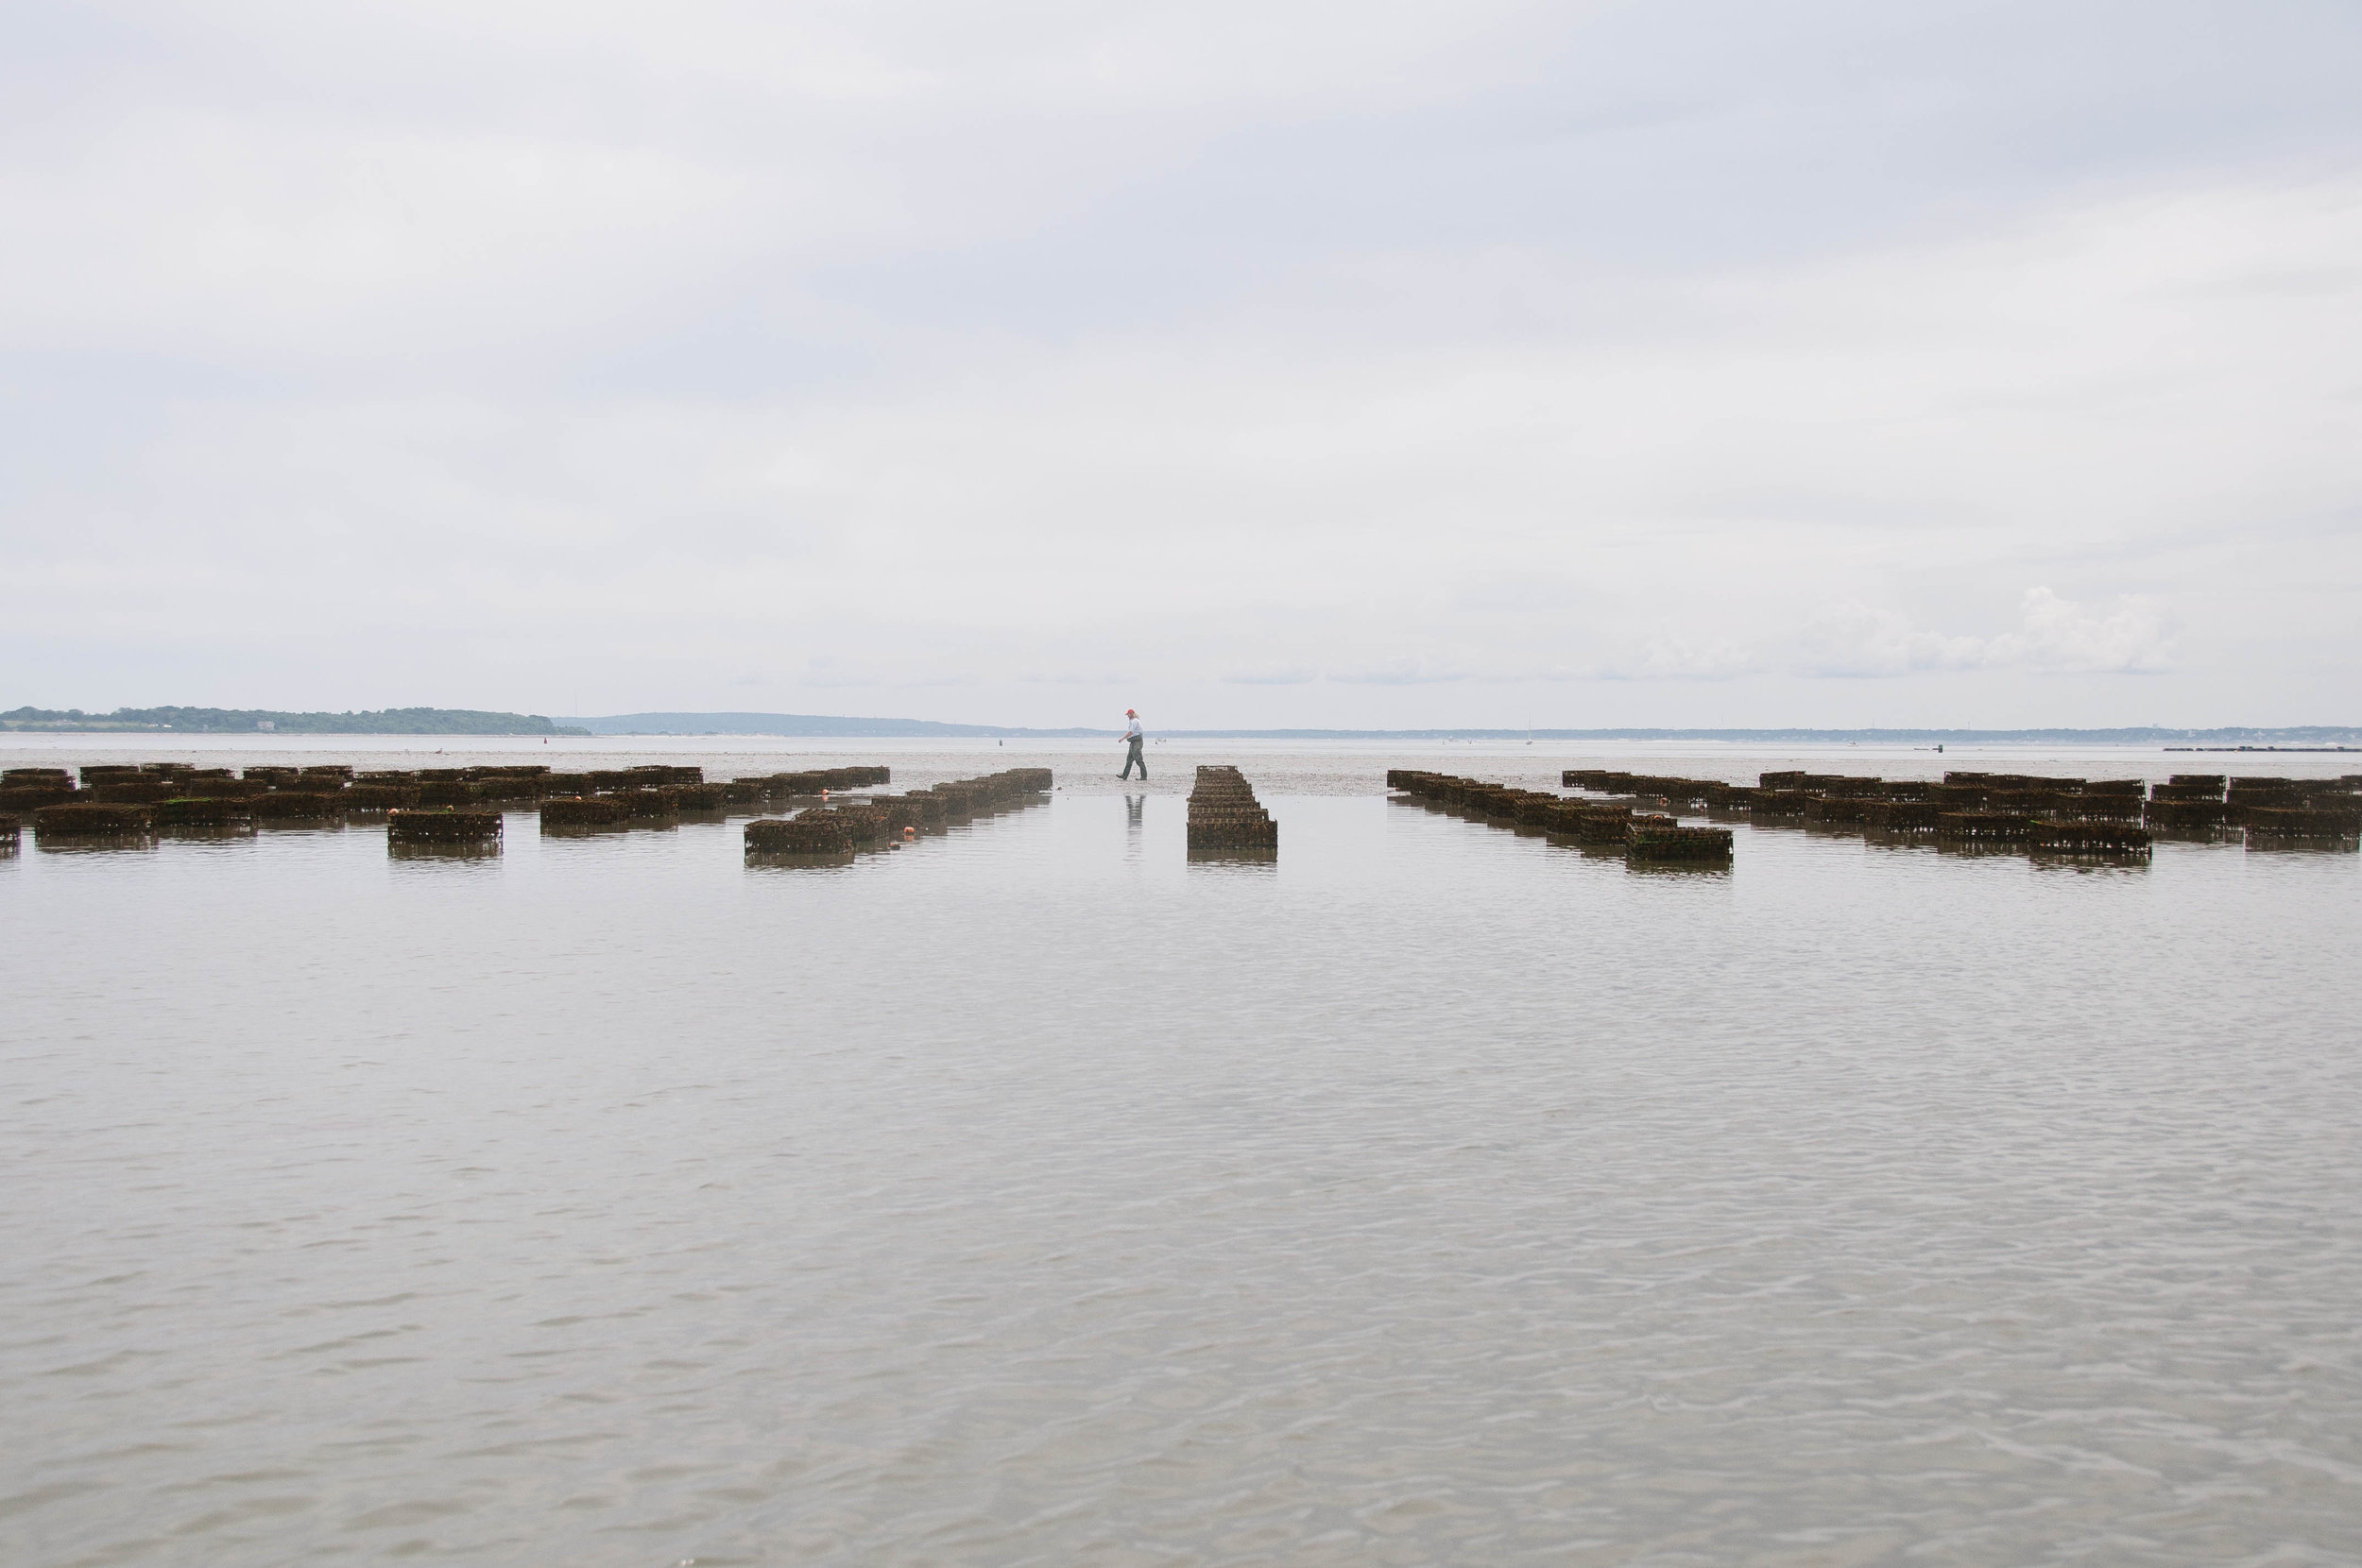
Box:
xmin=2 ymin=706 xmax=583 ymax=736
xmin=8 ymin=707 xmax=2358 ymax=746
xmin=552 ymin=717 xmax=2362 ymax=744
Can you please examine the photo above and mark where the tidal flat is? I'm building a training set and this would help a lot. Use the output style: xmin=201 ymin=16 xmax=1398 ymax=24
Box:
xmin=4 ymin=739 xmax=2359 ymax=1566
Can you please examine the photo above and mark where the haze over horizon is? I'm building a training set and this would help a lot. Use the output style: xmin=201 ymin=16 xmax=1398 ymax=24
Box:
xmin=5 ymin=3 xmax=2357 ymax=731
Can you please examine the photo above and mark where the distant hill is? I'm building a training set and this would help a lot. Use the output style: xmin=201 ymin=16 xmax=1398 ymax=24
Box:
xmin=0 ymin=706 xmax=587 ymax=735
xmin=558 ymin=711 xmax=1107 ymax=738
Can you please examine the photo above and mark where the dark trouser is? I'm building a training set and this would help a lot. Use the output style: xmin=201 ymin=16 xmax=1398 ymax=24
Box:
xmin=1121 ymin=739 xmax=1146 ymax=779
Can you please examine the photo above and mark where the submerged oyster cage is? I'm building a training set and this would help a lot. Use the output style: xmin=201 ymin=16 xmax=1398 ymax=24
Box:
xmin=0 ymin=759 xmax=923 ymax=844
xmin=2244 ymin=807 xmax=2360 ymax=848
xmin=540 ymin=795 xmax=629 ymax=828
xmin=745 ymin=768 xmax=1052 ymax=861
xmin=1862 ymin=801 xmax=1942 ymax=834
xmin=251 ymin=791 xmax=344 ymax=821
xmin=386 ymin=808 xmax=503 ymax=844
xmin=33 ymin=802 xmax=156 ymax=839
xmin=745 ymin=814 xmax=854 ymax=854
xmin=1550 ymin=764 xmax=2353 ymax=861
xmin=2028 ymin=821 xmax=2153 ymax=859
xmin=13 ymin=753 xmax=2353 ymax=869
xmin=1627 ymin=823 xmax=1737 ymax=863
xmin=1390 ymin=771 xmax=1731 ymax=864
xmin=155 ymin=796 xmax=253 ymax=828
xmin=1937 ymin=810 xmax=2034 ymax=845
xmin=1187 ymin=766 xmax=1277 ymax=856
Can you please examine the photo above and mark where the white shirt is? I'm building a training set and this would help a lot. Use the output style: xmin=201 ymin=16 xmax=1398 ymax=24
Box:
xmin=1124 ymin=717 xmax=1142 ymax=741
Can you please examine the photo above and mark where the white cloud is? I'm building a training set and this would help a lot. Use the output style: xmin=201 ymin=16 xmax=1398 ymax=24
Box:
xmin=1583 ymin=639 xmax=1758 ymax=683
xmin=1796 ymin=603 xmax=1987 ymax=677
xmin=1985 ymin=588 xmax=2173 ymax=673
xmin=1797 ymin=589 xmax=2173 ymax=677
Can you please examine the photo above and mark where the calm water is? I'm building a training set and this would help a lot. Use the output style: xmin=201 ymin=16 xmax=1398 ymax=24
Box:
xmin=5 ymin=742 xmax=2360 ymax=1566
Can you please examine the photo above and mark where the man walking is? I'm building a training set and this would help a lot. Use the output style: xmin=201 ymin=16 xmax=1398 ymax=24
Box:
xmin=1120 ymin=708 xmax=1146 ymax=780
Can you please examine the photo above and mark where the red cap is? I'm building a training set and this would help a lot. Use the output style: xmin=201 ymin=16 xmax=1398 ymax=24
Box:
xmin=1126 ymin=709 xmax=1137 ymax=715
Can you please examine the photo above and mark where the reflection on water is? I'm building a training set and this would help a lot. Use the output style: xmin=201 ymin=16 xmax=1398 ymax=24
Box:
xmin=387 ymin=841 xmax=503 ymax=861
xmin=32 ymin=833 xmax=157 ymax=855
xmin=744 ymin=847 xmax=860 ymax=871
xmin=1186 ymin=846 xmax=1278 ymax=867
xmin=2 ymin=778 xmax=2359 ymax=1565
xmin=157 ymin=824 xmax=259 ymax=843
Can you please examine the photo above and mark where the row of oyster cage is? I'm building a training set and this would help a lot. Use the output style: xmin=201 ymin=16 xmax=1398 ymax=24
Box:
xmin=1562 ymin=768 xmax=2362 ymax=851
xmin=1389 ymin=771 xmax=1733 ymax=861
xmin=0 ymin=759 xmax=884 ymax=811
xmin=1186 ymin=765 xmax=1278 ymax=853
xmin=744 ymin=770 xmax=1053 ymax=856
xmin=0 ymin=760 xmax=899 ymax=844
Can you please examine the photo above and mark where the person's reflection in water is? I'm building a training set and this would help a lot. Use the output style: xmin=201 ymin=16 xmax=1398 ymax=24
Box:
xmin=1125 ymin=793 xmax=1145 ymax=861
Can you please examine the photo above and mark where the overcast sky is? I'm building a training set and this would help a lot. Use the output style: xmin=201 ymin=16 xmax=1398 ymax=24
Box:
xmin=4 ymin=1 xmax=2357 ymax=728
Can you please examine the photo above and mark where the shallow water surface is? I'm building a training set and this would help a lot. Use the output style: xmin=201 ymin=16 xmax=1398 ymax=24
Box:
xmin=4 ymin=756 xmax=2360 ymax=1565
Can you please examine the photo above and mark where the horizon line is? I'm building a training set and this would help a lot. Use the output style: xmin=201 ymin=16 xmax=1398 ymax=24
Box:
xmin=7 ymin=706 xmax=2360 ymax=745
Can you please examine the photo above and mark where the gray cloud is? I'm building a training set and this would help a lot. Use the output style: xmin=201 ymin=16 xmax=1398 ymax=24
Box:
xmin=0 ymin=2 xmax=2356 ymax=725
